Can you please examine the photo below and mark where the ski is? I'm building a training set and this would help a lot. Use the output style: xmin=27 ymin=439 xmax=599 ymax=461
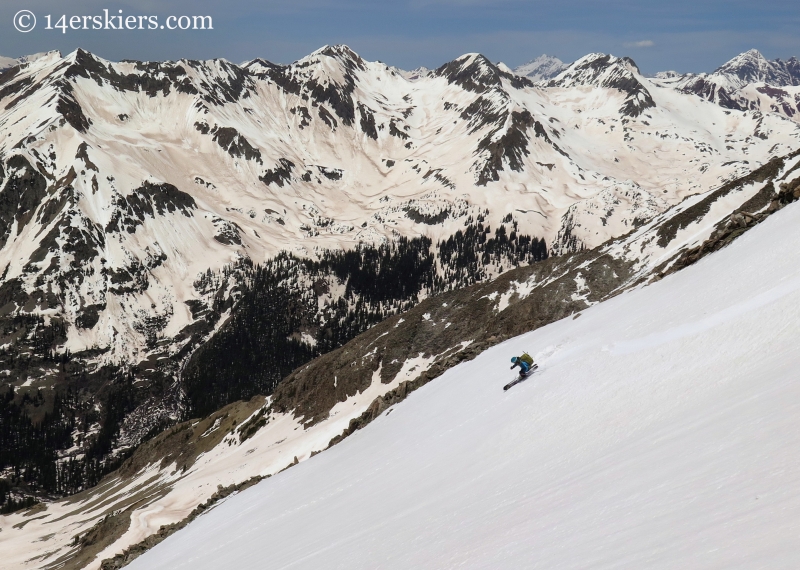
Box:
xmin=503 ymin=364 xmax=538 ymax=391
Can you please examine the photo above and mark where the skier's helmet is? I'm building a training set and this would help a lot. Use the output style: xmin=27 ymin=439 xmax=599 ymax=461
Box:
xmin=510 ymin=356 xmax=518 ymax=363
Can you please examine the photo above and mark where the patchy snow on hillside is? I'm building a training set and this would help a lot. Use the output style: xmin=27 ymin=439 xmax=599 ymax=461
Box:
xmin=127 ymin=199 xmax=800 ymax=569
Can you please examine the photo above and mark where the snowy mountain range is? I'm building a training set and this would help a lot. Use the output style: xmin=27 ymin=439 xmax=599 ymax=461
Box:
xmin=654 ymin=49 xmax=800 ymax=120
xmin=516 ymin=49 xmax=800 ymax=122
xmin=1 ymin=45 xmax=796 ymax=368
xmin=2 ymin=44 xmax=800 ymax=568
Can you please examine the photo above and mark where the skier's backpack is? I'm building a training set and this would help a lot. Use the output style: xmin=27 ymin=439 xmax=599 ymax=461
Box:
xmin=520 ymin=352 xmax=534 ymax=366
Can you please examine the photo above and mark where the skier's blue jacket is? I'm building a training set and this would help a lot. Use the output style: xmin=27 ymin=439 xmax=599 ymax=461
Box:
xmin=510 ymin=353 xmax=534 ymax=374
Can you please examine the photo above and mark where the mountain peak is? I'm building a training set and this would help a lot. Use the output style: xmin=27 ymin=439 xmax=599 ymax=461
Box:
xmin=67 ymin=47 xmax=106 ymax=64
xmin=716 ymin=49 xmax=767 ymax=72
xmin=551 ymin=53 xmax=654 ymax=117
xmin=242 ymin=58 xmax=284 ymax=77
xmin=435 ymin=53 xmax=500 ymax=92
xmin=434 ymin=53 xmax=531 ymax=92
xmin=514 ymin=55 xmax=567 ymax=82
xmin=448 ymin=52 xmax=498 ymax=74
xmin=305 ymin=44 xmax=366 ymax=72
xmin=714 ymin=49 xmax=800 ymax=87
xmin=551 ymin=53 xmax=642 ymax=86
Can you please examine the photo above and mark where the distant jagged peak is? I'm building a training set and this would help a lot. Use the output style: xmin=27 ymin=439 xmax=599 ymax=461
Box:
xmin=66 ymin=47 xmax=129 ymax=67
xmin=0 ymin=50 xmax=60 ymax=71
xmin=715 ymin=48 xmax=771 ymax=85
xmin=551 ymin=53 xmax=655 ymax=117
xmin=513 ymin=54 xmax=567 ymax=82
xmin=435 ymin=53 xmax=501 ymax=92
xmin=61 ymin=48 xmax=160 ymax=80
xmin=495 ymin=61 xmax=512 ymax=74
xmin=714 ymin=48 xmax=800 ymax=87
xmin=299 ymin=44 xmax=367 ymax=73
xmin=26 ymin=48 xmax=254 ymax=109
xmin=280 ymin=44 xmax=371 ymax=93
xmin=242 ymin=58 xmax=284 ymax=73
xmin=550 ymin=53 xmax=644 ymax=88
xmin=452 ymin=52 xmax=492 ymax=66
xmin=435 ymin=52 xmax=532 ymax=92
xmin=260 ymin=45 xmax=374 ymax=128
xmin=63 ymin=47 xmax=112 ymax=75
xmin=65 ymin=48 xmax=170 ymax=75
xmin=397 ymin=66 xmax=432 ymax=81
xmin=59 ymin=48 xmax=248 ymax=82
xmin=653 ymin=70 xmax=685 ymax=79
xmin=716 ymin=49 xmax=769 ymax=74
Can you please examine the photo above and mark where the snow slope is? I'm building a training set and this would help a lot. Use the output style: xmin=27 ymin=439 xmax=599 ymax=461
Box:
xmin=127 ymin=193 xmax=800 ymax=569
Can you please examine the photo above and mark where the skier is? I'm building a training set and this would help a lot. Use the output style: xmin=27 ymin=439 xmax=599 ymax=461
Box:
xmin=504 ymin=352 xmax=538 ymax=390
xmin=510 ymin=352 xmax=535 ymax=376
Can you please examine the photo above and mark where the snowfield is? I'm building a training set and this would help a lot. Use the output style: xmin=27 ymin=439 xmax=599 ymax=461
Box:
xmin=126 ymin=190 xmax=800 ymax=568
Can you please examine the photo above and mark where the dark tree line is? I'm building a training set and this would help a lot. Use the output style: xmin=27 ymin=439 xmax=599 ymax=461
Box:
xmin=182 ymin=256 xmax=317 ymax=419
xmin=309 ymin=236 xmax=436 ymax=351
xmin=436 ymin=216 xmax=548 ymax=290
xmin=0 ymin=366 xmax=140 ymax=512
xmin=181 ymin=222 xmax=547 ymax=419
xmin=310 ymin=236 xmax=436 ymax=303
xmin=0 ymin=220 xmax=549 ymax=508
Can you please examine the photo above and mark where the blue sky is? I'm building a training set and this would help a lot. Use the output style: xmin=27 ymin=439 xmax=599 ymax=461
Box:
xmin=2 ymin=0 xmax=799 ymax=73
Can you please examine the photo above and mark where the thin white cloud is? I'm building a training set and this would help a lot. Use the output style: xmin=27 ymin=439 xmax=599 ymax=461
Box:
xmin=624 ymin=40 xmax=655 ymax=48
